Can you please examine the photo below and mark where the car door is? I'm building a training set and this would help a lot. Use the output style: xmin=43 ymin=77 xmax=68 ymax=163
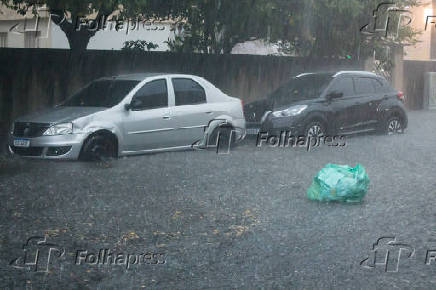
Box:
xmin=169 ymin=77 xmax=213 ymax=146
xmin=352 ymin=77 xmax=378 ymax=130
xmin=122 ymin=78 xmax=176 ymax=152
xmin=363 ymin=78 xmax=386 ymax=127
xmin=325 ymin=76 xmax=360 ymax=133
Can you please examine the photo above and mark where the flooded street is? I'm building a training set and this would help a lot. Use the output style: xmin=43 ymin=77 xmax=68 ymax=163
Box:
xmin=1 ymin=111 xmax=436 ymax=288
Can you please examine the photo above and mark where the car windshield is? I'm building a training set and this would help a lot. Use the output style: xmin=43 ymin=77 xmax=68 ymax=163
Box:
xmin=271 ymin=73 xmax=333 ymax=107
xmin=61 ymin=79 xmax=140 ymax=107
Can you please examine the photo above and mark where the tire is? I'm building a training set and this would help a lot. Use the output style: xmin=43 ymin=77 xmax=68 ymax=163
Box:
xmin=80 ymin=134 xmax=116 ymax=161
xmin=384 ymin=115 xmax=404 ymax=135
xmin=305 ymin=121 xmax=326 ymax=138
xmin=208 ymin=126 xmax=236 ymax=152
xmin=3 ymin=143 xmax=13 ymax=158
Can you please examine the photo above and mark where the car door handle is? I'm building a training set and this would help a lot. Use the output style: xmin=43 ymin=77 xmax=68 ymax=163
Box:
xmin=205 ymin=111 xmax=213 ymax=114
xmin=163 ymin=116 xmax=171 ymax=120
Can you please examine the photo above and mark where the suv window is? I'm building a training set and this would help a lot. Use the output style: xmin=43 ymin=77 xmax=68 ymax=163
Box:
xmin=172 ymin=78 xmax=206 ymax=106
xmin=330 ymin=77 xmax=354 ymax=97
xmin=354 ymin=77 xmax=376 ymax=94
xmin=131 ymin=79 xmax=168 ymax=110
xmin=271 ymin=73 xmax=333 ymax=107
xmin=375 ymin=78 xmax=394 ymax=93
xmin=371 ymin=78 xmax=385 ymax=93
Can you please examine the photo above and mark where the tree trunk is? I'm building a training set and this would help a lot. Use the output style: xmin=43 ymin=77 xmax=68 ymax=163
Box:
xmin=50 ymin=11 xmax=97 ymax=51
xmin=64 ymin=29 xmax=94 ymax=51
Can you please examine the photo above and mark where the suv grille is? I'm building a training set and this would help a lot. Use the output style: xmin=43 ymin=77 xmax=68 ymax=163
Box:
xmin=13 ymin=122 xmax=51 ymax=137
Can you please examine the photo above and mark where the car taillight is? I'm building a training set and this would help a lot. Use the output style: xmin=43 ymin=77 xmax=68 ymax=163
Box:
xmin=241 ymin=99 xmax=244 ymax=114
xmin=397 ymin=91 xmax=405 ymax=102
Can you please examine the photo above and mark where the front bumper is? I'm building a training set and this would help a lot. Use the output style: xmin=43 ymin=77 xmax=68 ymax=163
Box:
xmin=8 ymin=133 xmax=86 ymax=160
xmin=260 ymin=115 xmax=305 ymax=136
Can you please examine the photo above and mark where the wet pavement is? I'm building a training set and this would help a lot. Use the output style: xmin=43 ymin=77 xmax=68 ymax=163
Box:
xmin=1 ymin=111 xmax=436 ymax=289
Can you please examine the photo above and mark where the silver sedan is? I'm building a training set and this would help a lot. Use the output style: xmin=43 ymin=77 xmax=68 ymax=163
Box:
xmin=8 ymin=73 xmax=246 ymax=160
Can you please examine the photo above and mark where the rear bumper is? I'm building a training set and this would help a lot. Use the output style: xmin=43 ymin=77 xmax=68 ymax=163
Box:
xmin=8 ymin=133 xmax=86 ymax=160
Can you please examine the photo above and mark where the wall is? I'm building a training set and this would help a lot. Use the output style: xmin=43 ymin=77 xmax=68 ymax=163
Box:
xmin=0 ymin=18 xmax=52 ymax=49
xmin=404 ymin=60 xmax=436 ymax=109
xmin=51 ymin=22 xmax=174 ymax=51
xmin=0 ymin=48 xmax=363 ymax=133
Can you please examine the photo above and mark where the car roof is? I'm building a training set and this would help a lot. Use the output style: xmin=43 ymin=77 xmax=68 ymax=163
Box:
xmin=333 ymin=71 xmax=379 ymax=77
xmin=99 ymin=73 xmax=198 ymax=81
xmin=295 ymin=71 xmax=380 ymax=78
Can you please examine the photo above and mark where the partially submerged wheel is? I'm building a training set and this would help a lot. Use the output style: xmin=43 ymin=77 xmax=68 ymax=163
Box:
xmin=385 ymin=116 xmax=404 ymax=135
xmin=207 ymin=125 xmax=236 ymax=151
xmin=305 ymin=121 xmax=326 ymax=138
xmin=80 ymin=134 xmax=116 ymax=161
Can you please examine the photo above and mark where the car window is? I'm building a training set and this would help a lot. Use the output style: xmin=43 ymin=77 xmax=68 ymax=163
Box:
xmin=172 ymin=78 xmax=207 ymax=106
xmin=329 ymin=77 xmax=354 ymax=97
xmin=374 ymin=78 xmax=395 ymax=93
xmin=62 ymin=80 xmax=139 ymax=107
xmin=354 ymin=77 xmax=376 ymax=94
xmin=271 ymin=73 xmax=333 ymax=107
xmin=131 ymin=79 xmax=168 ymax=110
xmin=371 ymin=78 xmax=385 ymax=93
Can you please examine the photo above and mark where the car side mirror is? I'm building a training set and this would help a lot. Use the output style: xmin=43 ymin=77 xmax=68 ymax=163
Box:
xmin=126 ymin=99 xmax=143 ymax=111
xmin=327 ymin=91 xmax=343 ymax=100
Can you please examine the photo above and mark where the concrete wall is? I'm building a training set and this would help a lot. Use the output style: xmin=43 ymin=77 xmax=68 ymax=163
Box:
xmin=404 ymin=60 xmax=436 ymax=109
xmin=0 ymin=48 xmax=363 ymax=133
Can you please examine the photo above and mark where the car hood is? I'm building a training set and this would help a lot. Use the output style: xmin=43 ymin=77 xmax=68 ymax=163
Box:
xmin=244 ymin=98 xmax=273 ymax=122
xmin=272 ymin=98 xmax=322 ymax=111
xmin=15 ymin=106 xmax=106 ymax=124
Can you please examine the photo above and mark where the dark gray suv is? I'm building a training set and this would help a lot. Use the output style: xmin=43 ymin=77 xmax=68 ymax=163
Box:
xmin=244 ymin=71 xmax=408 ymax=137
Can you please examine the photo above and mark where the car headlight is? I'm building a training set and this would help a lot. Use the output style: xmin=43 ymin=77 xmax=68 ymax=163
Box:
xmin=43 ymin=123 xmax=73 ymax=136
xmin=10 ymin=122 xmax=15 ymax=135
xmin=272 ymin=105 xmax=308 ymax=117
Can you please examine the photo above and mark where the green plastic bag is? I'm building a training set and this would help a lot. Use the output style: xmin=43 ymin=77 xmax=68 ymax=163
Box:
xmin=307 ymin=164 xmax=369 ymax=203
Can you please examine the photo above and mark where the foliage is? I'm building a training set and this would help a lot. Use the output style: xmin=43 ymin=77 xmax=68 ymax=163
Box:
xmin=122 ymin=40 xmax=158 ymax=51
xmin=166 ymin=0 xmax=276 ymax=54
xmin=0 ymin=0 xmax=186 ymax=50
xmin=1 ymin=0 xmax=423 ymax=63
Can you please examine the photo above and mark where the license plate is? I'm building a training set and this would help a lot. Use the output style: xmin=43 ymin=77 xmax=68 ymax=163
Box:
xmin=246 ymin=128 xmax=260 ymax=135
xmin=13 ymin=138 xmax=30 ymax=148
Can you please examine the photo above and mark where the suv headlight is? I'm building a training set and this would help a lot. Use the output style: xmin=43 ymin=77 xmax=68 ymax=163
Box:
xmin=43 ymin=123 xmax=73 ymax=136
xmin=10 ymin=122 xmax=15 ymax=135
xmin=272 ymin=105 xmax=308 ymax=117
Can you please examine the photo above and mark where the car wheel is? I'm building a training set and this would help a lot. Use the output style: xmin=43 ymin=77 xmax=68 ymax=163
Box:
xmin=80 ymin=134 xmax=116 ymax=161
xmin=305 ymin=121 xmax=326 ymax=138
xmin=208 ymin=126 xmax=236 ymax=151
xmin=4 ymin=143 xmax=13 ymax=158
xmin=385 ymin=116 xmax=404 ymax=135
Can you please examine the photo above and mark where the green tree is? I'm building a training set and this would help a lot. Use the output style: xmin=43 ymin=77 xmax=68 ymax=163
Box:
xmin=167 ymin=0 xmax=277 ymax=54
xmin=274 ymin=0 xmax=421 ymax=60
xmin=1 ymin=0 xmax=186 ymax=51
